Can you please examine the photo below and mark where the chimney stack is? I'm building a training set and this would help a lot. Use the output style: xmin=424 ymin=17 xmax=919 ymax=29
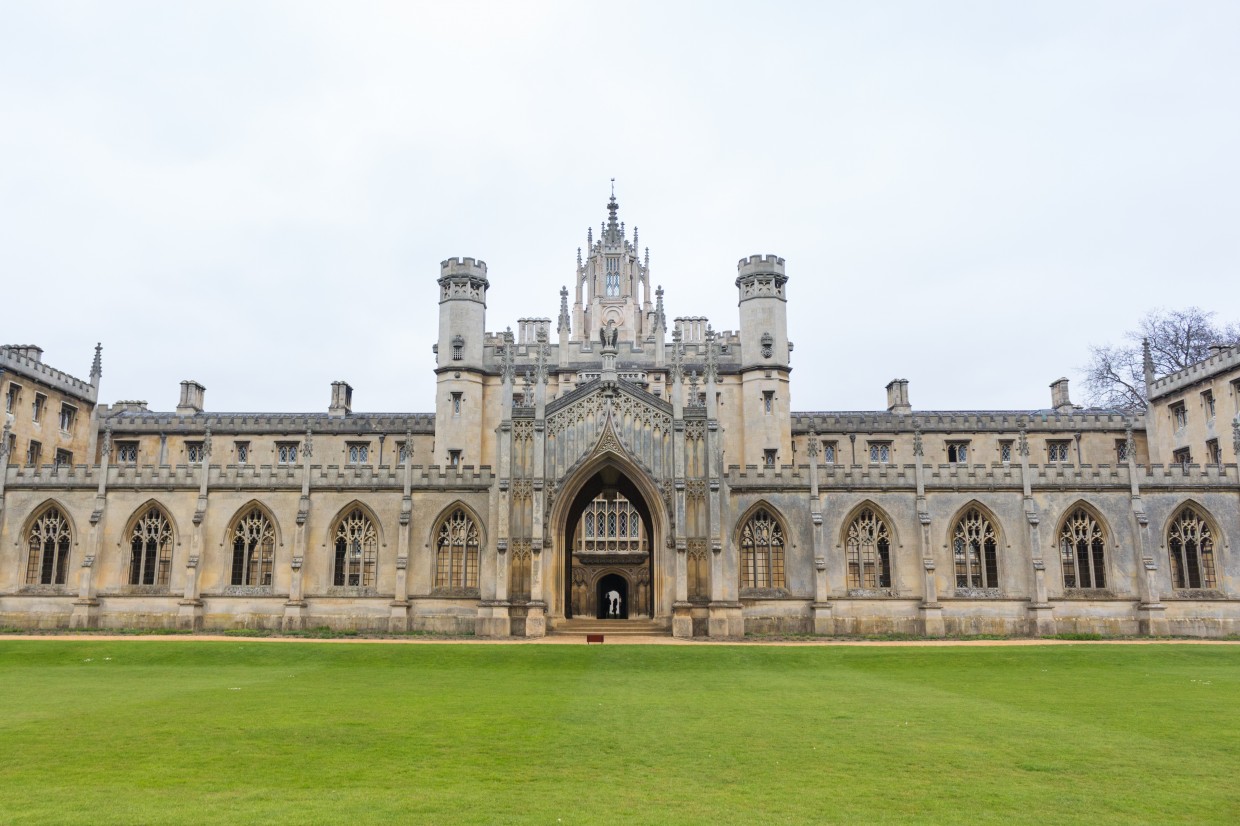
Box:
xmin=176 ymin=381 xmax=205 ymax=415
xmin=1050 ymin=377 xmax=1073 ymax=414
xmin=329 ymin=381 xmax=353 ymax=417
xmin=885 ymin=379 xmax=911 ymax=414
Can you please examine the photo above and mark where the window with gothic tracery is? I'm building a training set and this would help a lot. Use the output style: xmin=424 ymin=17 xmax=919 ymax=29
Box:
xmin=25 ymin=506 xmax=72 ymax=585
xmin=953 ymin=508 xmax=999 ymax=589
xmin=846 ymin=508 xmax=891 ymax=589
xmin=230 ymin=508 xmax=276 ymax=586
xmin=605 ymin=256 xmax=621 ymax=296
xmin=1168 ymin=506 xmax=1217 ymax=590
xmin=1059 ymin=508 xmax=1106 ymax=589
xmin=129 ymin=506 xmax=173 ymax=586
xmin=435 ymin=508 xmax=479 ymax=590
xmin=740 ymin=508 xmax=785 ymax=590
xmin=333 ymin=508 xmax=378 ymax=588
xmin=578 ymin=495 xmax=645 ymax=553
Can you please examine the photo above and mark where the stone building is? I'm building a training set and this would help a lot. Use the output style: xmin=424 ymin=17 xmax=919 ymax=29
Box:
xmin=2 ymin=193 xmax=1239 ymax=637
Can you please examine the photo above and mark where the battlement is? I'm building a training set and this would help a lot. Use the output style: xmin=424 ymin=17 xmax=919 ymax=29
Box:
xmin=1147 ymin=342 xmax=1240 ymax=400
xmin=0 ymin=345 xmax=98 ymax=402
xmin=439 ymin=257 xmax=489 ymax=279
xmin=736 ymin=254 xmax=786 ymax=278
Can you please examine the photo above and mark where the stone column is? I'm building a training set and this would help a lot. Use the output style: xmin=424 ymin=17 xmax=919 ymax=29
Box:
xmin=179 ymin=432 xmax=208 ymax=630
xmin=1127 ymin=427 xmax=1167 ymax=635
xmin=807 ymin=430 xmax=833 ymax=635
xmin=913 ymin=430 xmax=944 ymax=636
xmin=1019 ymin=429 xmax=1055 ymax=635
xmin=0 ymin=422 xmax=12 ymax=544
xmin=72 ymin=428 xmax=110 ymax=629
xmin=707 ymin=420 xmax=743 ymax=638
xmin=390 ymin=429 xmax=414 ymax=632
xmin=283 ymin=429 xmax=312 ymax=631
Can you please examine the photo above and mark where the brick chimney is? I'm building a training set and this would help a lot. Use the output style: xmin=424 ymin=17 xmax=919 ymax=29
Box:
xmin=885 ymin=379 xmax=911 ymax=414
xmin=329 ymin=381 xmax=353 ymax=417
xmin=176 ymin=381 xmax=205 ymax=415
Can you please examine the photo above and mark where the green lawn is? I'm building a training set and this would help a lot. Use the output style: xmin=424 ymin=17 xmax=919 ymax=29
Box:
xmin=0 ymin=642 xmax=1237 ymax=825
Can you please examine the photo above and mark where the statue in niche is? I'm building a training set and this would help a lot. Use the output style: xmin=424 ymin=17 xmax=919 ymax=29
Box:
xmin=606 ymin=589 xmax=622 ymax=617
xmin=599 ymin=323 xmax=619 ymax=349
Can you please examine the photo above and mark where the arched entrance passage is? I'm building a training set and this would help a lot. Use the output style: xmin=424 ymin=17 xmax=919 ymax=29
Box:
xmin=559 ymin=462 xmax=661 ymax=620
xmin=597 ymin=573 xmax=629 ymax=619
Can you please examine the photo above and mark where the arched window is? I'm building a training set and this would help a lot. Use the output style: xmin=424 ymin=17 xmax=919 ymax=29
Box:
xmin=435 ymin=508 xmax=479 ymax=591
xmin=333 ymin=508 xmax=378 ymax=588
xmin=846 ymin=508 xmax=891 ymax=589
xmin=953 ymin=508 xmax=999 ymax=589
xmin=129 ymin=506 xmax=173 ymax=586
xmin=26 ymin=506 xmax=72 ymax=585
xmin=1168 ymin=506 xmax=1217 ymax=590
xmin=230 ymin=508 xmax=275 ymax=586
xmin=740 ymin=508 xmax=785 ymax=590
xmin=1059 ymin=508 xmax=1106 ymax=589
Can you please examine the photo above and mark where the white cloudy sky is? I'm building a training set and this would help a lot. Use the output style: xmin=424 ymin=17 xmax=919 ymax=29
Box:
xmin=2 ymin=1 xmax=1237 ymax=414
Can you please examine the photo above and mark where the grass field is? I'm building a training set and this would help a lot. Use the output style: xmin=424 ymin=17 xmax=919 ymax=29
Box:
xmin=1 ymin=641 xmax=1237 ymax=825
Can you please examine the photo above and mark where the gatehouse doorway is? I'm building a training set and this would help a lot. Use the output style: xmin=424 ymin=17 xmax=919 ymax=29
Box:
xmin=560 ymin=463 xmax=659 ymax=621
xmin=596 ymin=573 xmax=629 ymax=619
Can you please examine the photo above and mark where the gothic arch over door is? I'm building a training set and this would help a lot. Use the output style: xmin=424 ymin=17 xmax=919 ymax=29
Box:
xmin=550 ymin=454 xmax=667 ymax=621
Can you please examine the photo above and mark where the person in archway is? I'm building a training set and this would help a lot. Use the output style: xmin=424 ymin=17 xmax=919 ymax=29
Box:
xmin=606 ymin=589 xmax=622 ymax=617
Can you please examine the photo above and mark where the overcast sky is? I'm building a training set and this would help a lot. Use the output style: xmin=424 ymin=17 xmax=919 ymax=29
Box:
xmin=2 ymin=1 xmax=1237 ymax=415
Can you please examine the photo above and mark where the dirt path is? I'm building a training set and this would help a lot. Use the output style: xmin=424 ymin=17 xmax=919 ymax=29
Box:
xmin=3 ymin=633 xmax=1238 ymax=646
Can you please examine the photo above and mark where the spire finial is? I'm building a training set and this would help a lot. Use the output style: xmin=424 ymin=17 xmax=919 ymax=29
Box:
xmin=610 ymin=177 xmax=615 ymax=198
xmin=90 ymin=342 xmax=102 ymax=386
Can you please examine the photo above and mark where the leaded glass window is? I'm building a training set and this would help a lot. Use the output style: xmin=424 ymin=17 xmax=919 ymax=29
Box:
xmin=25 ymin=506 xmax=72 ymax=585
xmin=277 ymin=442 xmax=298 ymax=465
xmin=230 ymin=508 xmax=276 ymax=586
xmin=1168 ymin=506 xmax=1217 ymax=590
xmin=129 ymin=506 xmax=173 ymax=586
xmin=740 ymin=509 xmax=785 ymax=590
xmin=846 ymin=508 xmax=891 ymax=589
xmin=576 ymin=495 xmax=646 ymax=554
xmin=435 ymin=508 xmax=480 ymax=590
xmin=1059 ymin=508 xmax=1106 ymax=589
xmin=953 ymin=508 xmax=999 ymax=589
xmin=869 ymin=443 xmax=890 ymax=464
xmin=333 ymin=508 xmax=378 ymax=587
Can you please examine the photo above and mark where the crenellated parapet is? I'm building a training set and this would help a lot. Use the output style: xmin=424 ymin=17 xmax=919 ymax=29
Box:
xmin=792 ymin=410 xmax=1140 ymax=434
xmin=5 ymin=461 xmax=493 ymax=490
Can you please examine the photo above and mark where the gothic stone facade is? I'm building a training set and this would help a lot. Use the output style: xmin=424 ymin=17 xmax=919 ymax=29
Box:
xmin=3 ymin=194 xmax=1239 ymax=637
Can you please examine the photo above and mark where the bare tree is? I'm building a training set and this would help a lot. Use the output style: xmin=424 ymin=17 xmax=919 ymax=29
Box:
xmin=1082 ymin=308 xmax=1239 ymax=412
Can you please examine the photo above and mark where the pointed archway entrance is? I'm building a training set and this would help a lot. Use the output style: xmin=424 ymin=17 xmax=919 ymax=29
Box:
xmin=561 ymin=465 xmax=656 ymax=620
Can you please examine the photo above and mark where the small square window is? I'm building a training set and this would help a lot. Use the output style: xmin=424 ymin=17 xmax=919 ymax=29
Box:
xmin=116 ymin=442 xmax=138 ymax=464
xmin=277 ymin=442 xmax=299 ymax=465
xmin=821 ymin=440 xmax=836 ymax=464
xmin=999 ymin=440 xmax=1013 ymax=463
xmin=947 ymin=441 xmax=969 ymax=463
xmin=32 ymin=393 xmax=46 ymax=423
xmin=1047 ymin=441 xmax=1072 ymax=463
xmin=347 ymin=442 xmax=369 ymax=464
xmin=59 ymin=403 xmax=77 ymax=432
xmin=26 ymin=440 xmax=41 ymax=467
xmin=448 ymin=449 xmax=462 ymax=467
xmin=1206 ymin=439 xmax=1220 ymax=465
xmin=869 ymin=442 xmax=891 ymax=464
xmin=54 ymin=449 xmax=72 ymax=468
xmin=186 ymin=442 xmax=205 ymax=464
xmin=5 ymin=383 xmax=21 ymax=414
xmin=763 ymin=449 xmax=777 ymax=467
xmin=1170 ymin=402 xmax=1187 ymax=431
xmin=234 ymin=442 xmax=250 ymax=464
